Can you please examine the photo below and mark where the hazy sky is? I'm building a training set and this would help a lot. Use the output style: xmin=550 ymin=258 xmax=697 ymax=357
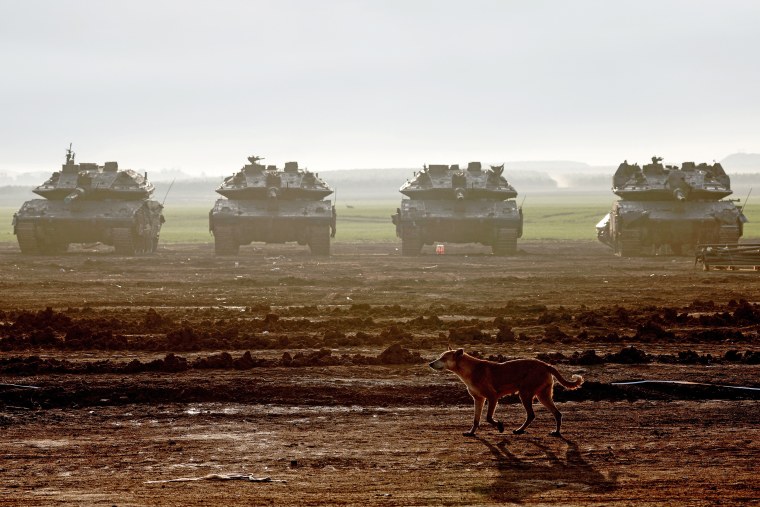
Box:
xmin=2 ymin=1 xmax=759 ymax=175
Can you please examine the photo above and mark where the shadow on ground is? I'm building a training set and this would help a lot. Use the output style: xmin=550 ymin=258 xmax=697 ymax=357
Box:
xmin=473 ymin=436 xmax=619 ymax=504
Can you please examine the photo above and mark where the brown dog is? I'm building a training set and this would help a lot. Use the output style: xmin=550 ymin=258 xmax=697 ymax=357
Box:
xmin=429 ymin=348 xmax=583 ymax=437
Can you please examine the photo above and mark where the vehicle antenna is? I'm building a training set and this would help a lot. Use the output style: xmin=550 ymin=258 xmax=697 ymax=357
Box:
xmin=162 ymin=178 xmax=175 ymax=206
xmin=740 ymin=187 xmax=752 ymax=214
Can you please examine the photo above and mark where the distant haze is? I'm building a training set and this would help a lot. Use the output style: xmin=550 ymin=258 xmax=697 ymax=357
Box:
xmin=2 ymin=1 xmax=760 ymax=175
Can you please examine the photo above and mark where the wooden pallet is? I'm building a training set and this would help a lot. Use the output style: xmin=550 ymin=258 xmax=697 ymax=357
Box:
xmin=695 ymin=244 xmax=760 ymax=271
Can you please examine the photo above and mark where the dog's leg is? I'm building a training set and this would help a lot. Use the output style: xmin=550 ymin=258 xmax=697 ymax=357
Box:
xmin=513 ymin=391 xmax=535 ymax=434
xmin=485 ymin=397 xmax=505 ymax=433
xmin=536 ymin=385 xmax=562 ymax=436
xmin=464 ymin=396 xmax=485 ymax=437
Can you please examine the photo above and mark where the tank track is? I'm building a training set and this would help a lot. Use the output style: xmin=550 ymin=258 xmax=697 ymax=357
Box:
xmin=492 ymin=228 xmax=518 ymax=256
xmin=616 ymin=229 xmax=642 ymax=257
xmin=16 ymin=223 xmax=70 ymax=255
xmin=400 ymin=226 xmax=423 ymax=256
xmin=718 ymin=225 xmax=740 ymax=245
xmin=15 ymin=223 xmax=40 ymax=255
xmin=112 ymin=228 xmax=137 ymax=255
xmin=308 ymin=225 xmax=331 ymax=256
xmin=113 ymin=227 xmax=156 ymax=255
xmin=213 ymin=226 xmax=240 ymax=256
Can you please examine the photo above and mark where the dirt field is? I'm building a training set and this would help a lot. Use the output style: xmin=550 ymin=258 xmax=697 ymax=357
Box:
xmin=1 ymin=240 xmax=758 ymax=506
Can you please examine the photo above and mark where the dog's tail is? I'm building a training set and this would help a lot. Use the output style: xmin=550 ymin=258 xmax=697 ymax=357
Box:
xmin=548 ymin=365 xmax=584 ymax=390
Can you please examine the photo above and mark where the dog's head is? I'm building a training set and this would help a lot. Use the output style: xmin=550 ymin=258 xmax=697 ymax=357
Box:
xmin=429 ymin=347 xmax=464 ymax=371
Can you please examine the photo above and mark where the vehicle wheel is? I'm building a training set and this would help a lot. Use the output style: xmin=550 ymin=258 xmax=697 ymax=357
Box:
xmin=214 ymin=226 xmax=239 ymax=256
xmin=401 ymin=226 xmax=423 ymax=256
xmin=113 ymin=227 xmax=136 ymax=255
xmin=718 ymin=225 xmax=740 ymax=244
xmin=16 ymin=222 xmax=40 ymax=255
xmin=616 ymin=229 xmax=641 ymax=257
xmin=308 ymin=225 xmax=331 ymax=256
xmin=492 ymin=228 xmax=518 ymax=256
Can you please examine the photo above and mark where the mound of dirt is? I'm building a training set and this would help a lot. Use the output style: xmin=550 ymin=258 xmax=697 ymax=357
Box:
xmin=634 ymin=322 xmax=675 ymax=342
xmin=1 ymin=299 xmax=758 ymax=353
xmin=449 ymin=326 xmax=490 ymax=342
xmin=0 ymin=344 xmax=426 ymax=376
xmin=377 ymin=343 xmax=424 ymax=364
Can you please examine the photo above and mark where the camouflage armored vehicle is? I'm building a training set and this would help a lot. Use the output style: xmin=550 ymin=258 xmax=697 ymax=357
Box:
xmin=391 ymin=162 xmax=523 ymax=256
xmin=13 ymin=145 xmax=164 ymax=255
xmin=596 ymin=156 xmax=747 ymax=256
xmin=209 ymin=155 xmax=336 ymax=256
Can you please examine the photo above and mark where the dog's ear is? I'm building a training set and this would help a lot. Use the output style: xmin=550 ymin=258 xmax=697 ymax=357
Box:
xmin=455 ymin=348 xmax=464 ymax=358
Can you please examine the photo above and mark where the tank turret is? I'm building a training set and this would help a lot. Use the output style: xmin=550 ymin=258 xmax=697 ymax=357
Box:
xmin=399 ymin=162 xmax=518 ymax=201
xmin=612 ymin=156 xmax=732 ymax=201
xmin=12 ymin=145 xmax=164 ymax=255
xmin=597 ymin=156 xmax=746 ymax=256
xmin=209 ymin=155 xmax=336 ymax=256
xmin=215 ymin=156 xmax=333 ymax=200
xmin=32 ymin=145 xmax=155 ymax=202
xmin=392 ymin=161 xmax=523 ymax=256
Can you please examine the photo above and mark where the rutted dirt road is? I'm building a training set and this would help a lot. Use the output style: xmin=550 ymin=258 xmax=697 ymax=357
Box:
xmin=1 ymin=240 xmax=758 ymax=506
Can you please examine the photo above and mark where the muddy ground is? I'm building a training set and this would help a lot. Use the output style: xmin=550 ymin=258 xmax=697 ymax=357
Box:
xmin=1 ymin=240 xmax=758 ymax=506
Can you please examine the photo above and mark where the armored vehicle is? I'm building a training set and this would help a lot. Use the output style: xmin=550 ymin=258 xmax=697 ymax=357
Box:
xmin=391 ymin=162 xmax=523 ymax=256
xmin=596 ymin=156 xmax=747 ymax=256
xmin=13 ymin=145 xmax=164 ymax=255
xmin=209 ymin=155 xmax=336 ymax=256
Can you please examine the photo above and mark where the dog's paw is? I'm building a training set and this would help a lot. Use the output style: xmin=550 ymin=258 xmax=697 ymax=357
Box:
xmin=512 ymin=429 xmax=525 ymax=435
xmin=549 ymin=431 xmax=561 ymax=437
xmin=497 ymin=421 xmax=505 ymax=433
xmin=462 ymin=431 xmax=476 ymax=437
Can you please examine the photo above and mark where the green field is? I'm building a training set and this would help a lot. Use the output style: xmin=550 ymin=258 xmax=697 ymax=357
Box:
xmin=2 ymin=197 xmax=759 ymax=244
